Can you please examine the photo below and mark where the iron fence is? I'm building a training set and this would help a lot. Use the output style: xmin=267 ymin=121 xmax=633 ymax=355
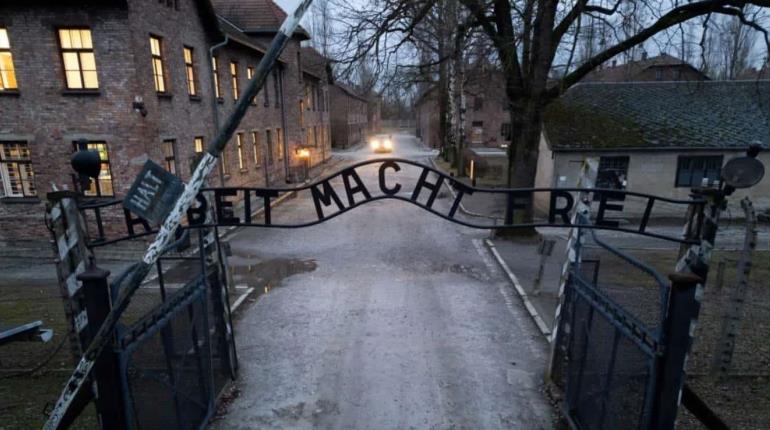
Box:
xmin=553 ymin=215 xmax=702 ymax=430
xmin=117 ymin=262 xmax=235 ymax=429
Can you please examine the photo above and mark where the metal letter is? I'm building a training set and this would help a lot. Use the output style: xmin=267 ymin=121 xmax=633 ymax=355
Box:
xmin=310 ymin=181 xmax=345 ymax=220
xmin=549 ymin=190 xmax=574 ymax=225
xmin=342 ymin=168 xmax=372 ymax=206
xmin=255 ymin=189 xmax=280 ymax=225
xmin=378 ymin=160 xmax=401 ymax=196
xmin=214 ymin=189 xmax=240 ymax=225
xmin=595 ymin=192 xmax=625 ymax=228
xmin=411 ymin=168 xmax=444 ymax=209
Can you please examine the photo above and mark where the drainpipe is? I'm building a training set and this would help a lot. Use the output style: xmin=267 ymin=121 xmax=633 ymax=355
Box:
xmin=278 ymin=68 xmax=290 ymax=181
xmin=209 ymin=35 xmax=229 ymax=186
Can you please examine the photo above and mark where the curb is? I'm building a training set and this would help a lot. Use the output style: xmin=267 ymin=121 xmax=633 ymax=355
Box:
xmin=484 ymin=238 xmax=552 ymax=338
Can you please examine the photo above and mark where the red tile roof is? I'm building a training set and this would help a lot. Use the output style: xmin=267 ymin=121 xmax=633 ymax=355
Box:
xmin=211 ymin=0 xmax=309 ymax=38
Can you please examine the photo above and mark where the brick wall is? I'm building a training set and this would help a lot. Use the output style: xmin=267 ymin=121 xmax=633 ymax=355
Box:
xmin=0 ymin=0 xmax=332 ymax=248
xmin=329 ymin=85 xmax=368 ymax=149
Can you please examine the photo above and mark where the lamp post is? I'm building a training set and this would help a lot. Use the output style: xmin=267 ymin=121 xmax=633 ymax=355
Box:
xmin=297 ymin=147 xmax=311 ymax=181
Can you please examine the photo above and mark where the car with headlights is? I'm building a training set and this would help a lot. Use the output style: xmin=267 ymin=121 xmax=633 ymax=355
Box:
xmin=370 ymin=134 xmax=394 ymax=153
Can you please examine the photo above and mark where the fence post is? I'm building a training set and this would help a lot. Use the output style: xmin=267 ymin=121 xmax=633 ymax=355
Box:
xmin=78 ymin=266 xmax=126 ymax=430
xmin=652 ymin=272 xmax=702 ymax=429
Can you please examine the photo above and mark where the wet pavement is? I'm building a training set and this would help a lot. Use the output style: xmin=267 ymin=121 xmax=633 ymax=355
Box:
xmin=212 ymin=133 xmax=556 ymax=429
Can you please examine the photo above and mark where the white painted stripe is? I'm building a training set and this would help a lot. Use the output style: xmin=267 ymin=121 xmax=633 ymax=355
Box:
xmin=231 ymin=287 xmax=255 ymax=312
xmin=65 ymin=261 xmax=86 ymax=297
xmin=74 ymin=310 xmax=88 ymax=333
xmin=483 ymin=239 xmax=551 ymax=337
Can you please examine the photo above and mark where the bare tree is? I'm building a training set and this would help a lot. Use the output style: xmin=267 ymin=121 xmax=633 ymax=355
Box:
xmin=335 ymin=1 xmax=770 ymax=223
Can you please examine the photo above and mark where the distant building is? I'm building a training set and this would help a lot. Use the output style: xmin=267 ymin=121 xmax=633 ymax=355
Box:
xmin=0 ymin=0 xmax=331 ymax=248
xmin=415 ymin=67 xmax=511 ymax=151
xmin=535 ymin=80 xmax=770 ymax=217
xmin=583 ymin=53 xmax=709 ymax=82
xmin=329 ymin=83 xmax=369 ymax=149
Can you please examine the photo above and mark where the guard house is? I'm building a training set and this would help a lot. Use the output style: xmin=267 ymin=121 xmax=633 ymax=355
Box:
xmin=534 ymin=80 xmax=770 ymax=218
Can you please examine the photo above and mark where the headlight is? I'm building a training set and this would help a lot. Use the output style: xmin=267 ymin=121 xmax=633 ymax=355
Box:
xmin=383 ymin=139 xmax=392 ymax=149
xmin=370 ymin=139 xmax=379 ymax=149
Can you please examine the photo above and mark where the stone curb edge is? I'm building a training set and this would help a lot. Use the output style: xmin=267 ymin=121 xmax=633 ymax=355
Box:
xmin=484 ymin=238 xmax=552 ymax=339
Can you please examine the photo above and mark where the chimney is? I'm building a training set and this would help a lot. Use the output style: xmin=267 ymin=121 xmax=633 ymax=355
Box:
xmin=612 ymin=60 xmax=617 ymax=67
xmin=641 ymin=51 xmax=648 ymax=60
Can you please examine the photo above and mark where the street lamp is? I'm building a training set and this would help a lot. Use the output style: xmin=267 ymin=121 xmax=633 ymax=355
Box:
xmin=296 ymin=147 xmax=311 ymax=181
xmin=71 ymin=139 xmax=101 ymax=195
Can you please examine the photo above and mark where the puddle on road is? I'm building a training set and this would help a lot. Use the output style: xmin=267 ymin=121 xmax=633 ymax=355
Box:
xmin=231 ymin=257 xmax=317 ymax=298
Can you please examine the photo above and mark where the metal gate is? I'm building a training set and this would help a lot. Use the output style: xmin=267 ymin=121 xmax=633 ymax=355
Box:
xmin=47 ymin=193 xmax=238 ymax=430
xmin=551 ymin=213 xmax=705 ymax=429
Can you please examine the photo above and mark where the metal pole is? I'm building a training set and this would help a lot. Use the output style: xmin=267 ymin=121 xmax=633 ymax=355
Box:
xmin=43 ymin=2 xmax=315 ymax=428
xmin=651 ymin=272 xmax=702 ymax=429
xmin=78 ymin=266 xmax=125 ymax=430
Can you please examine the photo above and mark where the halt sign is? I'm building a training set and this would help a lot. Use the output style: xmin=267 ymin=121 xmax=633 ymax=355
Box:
xmin=123 ymin=160 xmax=184 ymax=224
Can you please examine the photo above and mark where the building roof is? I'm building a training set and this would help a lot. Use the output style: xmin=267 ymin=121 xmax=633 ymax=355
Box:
xmin=332 ymin=82 xmax=368 ymax=102
xmin=300 ymin=46 xmax=328 ymax=80
xmin=210 ymin=0 xmax=310 ymax=40
xmin=543 ymin=80 xmax=770 ymax=151
xmin=583 ymin=53 xmax=707 ymax=82
xmin=216 ymin=16 xmax=289 ymax=63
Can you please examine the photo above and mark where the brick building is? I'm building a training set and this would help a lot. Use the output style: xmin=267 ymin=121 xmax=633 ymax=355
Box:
xmin=582 ymin=53 xmax=709 ymax=83
xmin=0 ymin=0 xmax=331 ymax=248
xmin=329 ymin=83 xmax=369 ymax=149
xmin=415 ymin=67 xmax=511 ymax=151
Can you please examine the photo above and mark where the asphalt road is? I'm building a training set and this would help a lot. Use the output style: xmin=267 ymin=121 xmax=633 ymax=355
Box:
xmin=213 ymin=133 xmax=555 ymax=429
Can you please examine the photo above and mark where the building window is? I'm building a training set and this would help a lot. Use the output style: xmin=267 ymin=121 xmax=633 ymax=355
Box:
xmin=230 ymin=61 xmax=239 ymax=100
xmin=263 ymin=74 xmax=270 ymax=107
xmin=673 ymin=69 xmax=682 ymax=80
xmin=0 ymin=142 xmax=36 ymax=197
xmin=159 ymin=0 xmax=179 ymax=10
xmin=58 ymin=28 xmax=99 ymax=90
xmin=596 ymin=156 xmax=629 ymax=190
xmin=73 ymin=142 xmax=113 ymax=197
xmin=655 ymin=69 xmax=663 ymax=81
xmin=266 ymin=130 xmax=273 ymax=165
xmin=273 ymin=70 xmax=280 ymax=108
xmin=236 ymin=133 xmax=245 ymax=170
xmin=471 ymin=121 xmax=483 ymax=144
xmin=0 ymin=28 xmax=18 ymax=91
xmin=212 ymin=56 xmax=221 ymax=99
xmin=676 ymin=155 xmax=722 ymax=188
xmin=161 ymin=139 xmax=176 ymax=174
xmin=251 ymin=131 xmax=260 ymax=166
xmin=277 ymin=129 xmax=284 ymax=161
xmin=194 ymin=136 xmax=204 ymax=153
xmin=473 ymin=97 xmax=483 ymax=111
xmin=247 ymin=66 xmax=256 ymax=104
xmin=312 ymin=127 xmax=318 ymax=148
xmin=221 ymin=147 xmax=229 ymax=175
xmin=296 ymin=51 xmax=302 ymax=83
xmin=183 ymin=46 xmax=197 ymax=96
xmin=501 ymin=123 xmax=512 ymax=141
xmin=150 ymin=36 xmax=166 ymax=93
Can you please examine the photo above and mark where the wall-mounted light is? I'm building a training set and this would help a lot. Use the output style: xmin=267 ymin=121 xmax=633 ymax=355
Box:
xmin=133 ymin=95 xmax=147 ymax=117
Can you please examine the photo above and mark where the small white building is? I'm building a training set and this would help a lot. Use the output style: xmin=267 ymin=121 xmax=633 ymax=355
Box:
xmin=535 ymin=80 xmax=770 ymax=218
